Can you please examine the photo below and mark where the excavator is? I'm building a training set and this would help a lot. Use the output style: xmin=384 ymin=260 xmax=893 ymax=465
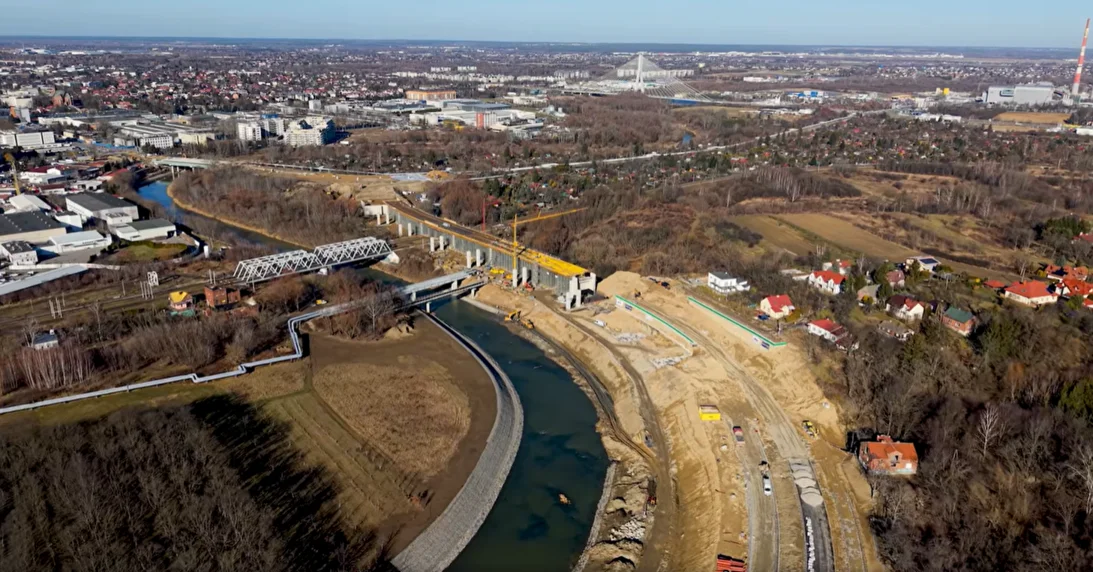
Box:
xmin=3 ymin=152 xmax=21 ymax=195
xmin=503 ymin=310 xmax=534 ymax=330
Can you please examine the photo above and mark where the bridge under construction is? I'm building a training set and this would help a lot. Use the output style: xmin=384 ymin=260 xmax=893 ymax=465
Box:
xmin=379 ymin=203 xmax=597 ymax=309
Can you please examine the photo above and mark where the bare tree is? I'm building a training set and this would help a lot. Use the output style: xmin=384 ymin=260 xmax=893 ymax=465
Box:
xmin=976 ymin=403 xmax=1004 ymax=457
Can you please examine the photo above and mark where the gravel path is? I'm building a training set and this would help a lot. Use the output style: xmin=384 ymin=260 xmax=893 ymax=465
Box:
xmin=390 ymin=312 xmax=524 ymax=572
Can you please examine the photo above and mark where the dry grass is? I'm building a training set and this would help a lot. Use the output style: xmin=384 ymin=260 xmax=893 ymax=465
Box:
xmin=993 ymin=111 xmax=1071 ymax=125
xmin=314 ymin=362 xmax=470 ymax=478
xmin=775 ymin=213 xmax=917 ymax=259
xmin=730 ymin=215 xmax=817 ymax=255
xmin=220 ymin=361 xmax=307 ymax=401
xmin=265 ymin=392 xmax=413 ymax=528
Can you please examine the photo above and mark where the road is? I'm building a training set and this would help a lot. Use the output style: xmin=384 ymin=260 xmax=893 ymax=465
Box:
xmin=726 ymin=417 xmax=779 ymax=572
xmin=390 ymin=312 xmax=524 ymax=572
xmin=640 ymin=299 xmax=836 ymax=572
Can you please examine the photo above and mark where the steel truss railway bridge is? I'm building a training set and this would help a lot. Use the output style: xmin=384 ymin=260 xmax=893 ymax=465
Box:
xmin=232 ymin=236 xmax=394 ymax=284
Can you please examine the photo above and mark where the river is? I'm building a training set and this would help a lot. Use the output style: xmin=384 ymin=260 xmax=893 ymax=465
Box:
xmin=138 ymin=181 xmax=609 ymax=571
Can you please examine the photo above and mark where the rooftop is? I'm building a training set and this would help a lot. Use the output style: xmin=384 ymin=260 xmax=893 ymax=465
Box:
xmin=67 ymin=192 xmax=135 ymax=212
xmin=0 ymin=210 xmax=65 ymax=236
xmin=943 ymin=306 xmax=974 ymax=323
xmin=1005 ymin=280 xmax=1055 ymax=299
xmin=128 ymin=218 xmax=175 ymax=231
xmin=48 ymin=230 xmax=106 ymax=246
xmin=1 ymin=240 xmax=35 ymax=253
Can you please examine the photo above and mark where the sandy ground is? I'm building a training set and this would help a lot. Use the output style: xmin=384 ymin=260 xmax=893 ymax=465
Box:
xmin=475 ymin=283 xmax=746 ymax=572
xmin=596 ymin=272 xmax=885 ymax=572
xmin=305 ymin=319 xmax=497 ymax=554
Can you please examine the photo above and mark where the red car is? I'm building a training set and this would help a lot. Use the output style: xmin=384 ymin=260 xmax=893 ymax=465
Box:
xmin=732 ymin=426 xmax=745 ymax=444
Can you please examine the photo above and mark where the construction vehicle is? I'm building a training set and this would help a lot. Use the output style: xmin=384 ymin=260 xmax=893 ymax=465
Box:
xmin=489 ymin=267 xmax=506 ymax=276
xmin=3 ymin=153 xmax=21 ymax=195
xmin=505 ymin=310 xmax=521 ymax=322
xmin=716 ymin=554 xmax=747 ymax=572
xmin=802 ymin=420 xmax=817 ymax=438
xmin=521 ymin=318 xmax=535 ymax=330
xmin=425 ymin=170 xmax=450 ymax=181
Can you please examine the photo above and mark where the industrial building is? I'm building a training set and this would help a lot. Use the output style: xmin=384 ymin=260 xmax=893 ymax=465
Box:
xmin=984 ymin=83 xmax=1061 ymax=106
xmin=6 ymin=194 xmax=51 ymax=213
xmin=65 ymin=193 xmax=138 ymax=226
xmin=0 ymin=129 xmax=56 ymax=149
xmin=112 ymin=219 xmax=177 ymax=242
xmin=284 ymin=117 xmax=335 ymax=146
xmin=0 ymin=210 xmax=67 ymax=244
xmin=41 ymin=230 xmax=110 ymax=254
xmin=0 ymin=240 xmax=38 ymax=266
xmin=405 ymin=89 xmax=458 ymax=102
xmin=112 ymin=120 xmax=214 ymax=149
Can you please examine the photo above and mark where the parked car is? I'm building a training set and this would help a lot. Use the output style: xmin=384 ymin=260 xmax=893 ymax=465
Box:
xmin=762 ymin=475 xmax=773 ymax=496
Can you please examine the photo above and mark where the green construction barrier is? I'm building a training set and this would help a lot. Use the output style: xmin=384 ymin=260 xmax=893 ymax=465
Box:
xmin=613 ymin=295 xmax=696 ymax=346
xmin=688 ymin=296 xmax=787 ymax=349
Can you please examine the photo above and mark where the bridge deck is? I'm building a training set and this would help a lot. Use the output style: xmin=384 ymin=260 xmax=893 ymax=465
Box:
xmin=402 ymin=270 xmax=473 ymax=295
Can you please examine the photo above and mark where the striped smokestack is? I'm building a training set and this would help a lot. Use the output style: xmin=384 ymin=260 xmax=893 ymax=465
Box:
xmin=1073 ymin=18 xmax=1090 ymax=99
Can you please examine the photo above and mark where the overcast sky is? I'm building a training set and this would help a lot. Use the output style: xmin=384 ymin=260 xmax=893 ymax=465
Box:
xmin=3 ymin=0 xmax=1090 ymax=48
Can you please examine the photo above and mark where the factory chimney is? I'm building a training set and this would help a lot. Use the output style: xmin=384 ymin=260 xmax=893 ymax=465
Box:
xmin=1073 ymin=18 xmax=1090 ymax=102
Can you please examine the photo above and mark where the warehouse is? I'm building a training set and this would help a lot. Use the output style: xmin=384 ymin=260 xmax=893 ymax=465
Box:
xmin=405 ymin=88 xmax=458 ymax=102
xmin=984 ymin=84 xmax=1060 ymax=106
xmin=6 ymin=194 xmax=51 ymax=213
xmin=0 ymin=240 xmax=38 ymax=266
xmin=65 ymin=193 xmax=138 ymax=225
xmin=41 ymin=230 xmax=110 ymax=254
xmin=113 ymin=219 xmax=177 ymax=242
xmin=0 ymin=210 xmax=67 ymax=244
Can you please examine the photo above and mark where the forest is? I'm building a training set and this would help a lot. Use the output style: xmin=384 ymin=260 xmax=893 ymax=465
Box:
xmin=0 ymin=395 xmax=390 ymax=571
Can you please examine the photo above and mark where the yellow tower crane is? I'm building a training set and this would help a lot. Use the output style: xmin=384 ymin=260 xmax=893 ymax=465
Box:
xmin=3 ymin=153 xmax=20 ymax=195
xmin=509 ymin=207 xmax=587 ymax=287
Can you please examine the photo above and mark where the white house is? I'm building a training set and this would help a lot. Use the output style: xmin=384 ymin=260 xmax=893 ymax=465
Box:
xmin=65 ymin=193 xmax=138 ymax=225
xmin=759 ymin=295 xmax=795 ymax=319
xmin=886 ymin=295 xmax=926 ymax=321
xmin=906 ymin=256 xmax=941 ymax=273
xmin=1003 ymin=281 xmax=1058 ymax=307
xmin=808 ymin=270 xmax=845 ymax=295
xmin=807 ymin=319 xmax=847 ymax=343
xmin=708 ymin=271 xmax=749 ymax=295
xmin=0 ymin=240 xmax=37 ymax=266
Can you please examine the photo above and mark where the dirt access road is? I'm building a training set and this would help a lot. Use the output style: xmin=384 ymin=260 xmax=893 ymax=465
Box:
xmin=617 ymin=276 xmax=882 ymax=572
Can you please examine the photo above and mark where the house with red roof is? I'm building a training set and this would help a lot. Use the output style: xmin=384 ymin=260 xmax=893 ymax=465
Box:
xmin=1004 ymin=281 xmax=1058 ymax=307
xmin=858 ymin=436 xmax=918 ymax=476
xmin=983 ymin=279 xmax=1006 ymax=290
xmin=759 ymin=295 xmax=795 ymax=320
xmin=822 ymin=259 xmax=853 ymax=276
xmin=1057 ymin=278 xmax=1093 ymax=299
xmin=886 ymin=294 xmax=926 ymax=321
xmin=808 ymin=270 xmax=845 ymax=295
xmin=807 ymin=319 xmax=847 ymax=343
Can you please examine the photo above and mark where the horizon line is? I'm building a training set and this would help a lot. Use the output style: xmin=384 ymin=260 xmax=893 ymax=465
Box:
xmin=0 ymin=34 xmax=1079 ymax=51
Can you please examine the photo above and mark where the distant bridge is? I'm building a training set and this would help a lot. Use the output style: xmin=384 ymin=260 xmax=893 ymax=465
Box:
xmin=232 ymin=236 xmax=394 ymax=284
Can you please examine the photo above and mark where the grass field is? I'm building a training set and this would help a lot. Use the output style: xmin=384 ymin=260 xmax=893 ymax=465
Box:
xmin=106 ymin=242 xmax=189 ymax=263
xmin=730 ymin=215 xmax=818 ymax=255
xmin=775 ymin=213 xmax=917 ymax=259
xmin=993 ymin=111 xmax=1071 ymax=125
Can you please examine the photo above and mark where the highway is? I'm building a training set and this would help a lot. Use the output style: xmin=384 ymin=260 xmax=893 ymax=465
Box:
xmin=390 ymin=312 xmax=524 ymax=572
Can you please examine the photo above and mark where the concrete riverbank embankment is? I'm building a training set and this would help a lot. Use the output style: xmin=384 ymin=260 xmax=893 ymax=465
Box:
xmin=391 ymin=312 xmax=524 ymax=572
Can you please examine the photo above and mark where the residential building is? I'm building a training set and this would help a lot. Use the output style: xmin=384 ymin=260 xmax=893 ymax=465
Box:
xmin=237 ymin=121 xmax=263 ymax=142
xmin=19 ymin=166 xmax=67 ymax=186
xmin=886 ymin=294 xmax=926 ymax=321
xmin=858 ymin=436 xmax=918 ymax=476
xmin=822 ymin=259 xmax=852 ymax=275
xmin=1003 ymin=281 xmax=1057 ymax=307
xmin=112 ymin=219 xmax=177 ymax=242
xmin=807 ymin=319 xmax=847 ymax=343
xmin=0 ymin=210 xmax=67 ymax=244
xmin=65 ymin=193 xmax=138 ymax=225
xmin=941 ymin=306 xmax=976 ymax=336
xmin=878 ymin=321 xmax=914 ymax=342
xmin=168 ymin=291 xmax=195 ymax=315
xmin=906 ymin=256 xmax=940 ymax=273
xmin=0 ymin=240 xmax=37 ymax=266
xmin=405 ymin=88 xmax=458 ymax=102
xmin=707 ymin=271 xmax=749 ymax=295
xmin=759 ymin=294 xmax=795 ymax=320
xmin=284 ymin=117 xmax=335 ymax=147
xmin=808 ymin=270 xmax=845 ymax=295
xmin=1058 ymin=278 xmax=1093 ymax=299
xmin=885 ymin=269 xmax=906 ymax=287
xmin=41 ymin=230 xmax=110 ymax=254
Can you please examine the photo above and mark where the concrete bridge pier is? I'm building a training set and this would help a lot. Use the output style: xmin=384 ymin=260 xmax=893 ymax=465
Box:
xmin=451 ymin=279 xmax=459 ymax=290
xmin=376 ymin=213 xmax=382 ymax=226
xmin=407 ymin=224 xmax=414 ymax=237
xmin=439 ymin=236 xmax=447 ymax=250
xmin=466 ymin=251 xmax=473 ymax=268
xmin=471 ymin=287 xmax=478 ymax=298
xmin=430 ymin=237 xmax=436 ymax=252
xmin=475 ymin=249 xmax=483 ymax=267
xmin=521 ymin=267 xmax=529 ymax=287
xmin=425 ymin=301 xmax=432 ymax=313
xmin=411 ymin=290 xmax=417 ymax=302
xmin=385 ymin=212 xmax=391 ymax=225
xmin=398 ymin=223 xmax=404 ymax=237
